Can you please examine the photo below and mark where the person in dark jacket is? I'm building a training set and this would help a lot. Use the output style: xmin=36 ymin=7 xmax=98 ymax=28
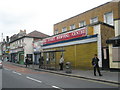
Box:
xmin=25 ymin=57 xmax=28 ymax=67
xmin=92 ymin=54 xmax=102 ymax=76
xmin=39 ymin=56 xmax=44 ymax=68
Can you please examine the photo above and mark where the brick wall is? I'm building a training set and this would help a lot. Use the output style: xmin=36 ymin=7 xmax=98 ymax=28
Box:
xmin=43 ymin=42 xmax=97 ymax=70
xmin=101 ymin=24 xmax=115 ymax=47
xmin=54 ymin=2 xmax=119 ymax=34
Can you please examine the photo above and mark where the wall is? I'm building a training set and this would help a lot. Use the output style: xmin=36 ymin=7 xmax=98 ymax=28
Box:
xmin=43 ymin=41 xmax=97 ymax=70
xmin=101 ymin=24 xmax=115 ymax=47
xmin=24 ymin=37 xmax=34 ymax=62
xmin=54 ymin=2 xmax=119 ymax=34
xmin=114 ymin=19 xmax=120 ymax=36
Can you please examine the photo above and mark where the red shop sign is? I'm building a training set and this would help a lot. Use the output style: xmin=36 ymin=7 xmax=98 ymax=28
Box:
xmin=43 ymin=27 xmax=87 ymax=45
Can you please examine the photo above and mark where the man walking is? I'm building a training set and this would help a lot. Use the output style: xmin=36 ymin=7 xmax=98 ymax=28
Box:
xmin=59 ymin=55 xmax=64 ymax=70
xmin=25 ymin=57 xmax=28 ymax=67
xmin=92 ymin=54 xmax=102 ymax=76
xmin=39 ymin=56 xmax=44 ymax=68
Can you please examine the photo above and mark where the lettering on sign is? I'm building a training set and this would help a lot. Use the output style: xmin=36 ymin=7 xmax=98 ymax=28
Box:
xmin=43 ymin=27 xmax=87 ymax=45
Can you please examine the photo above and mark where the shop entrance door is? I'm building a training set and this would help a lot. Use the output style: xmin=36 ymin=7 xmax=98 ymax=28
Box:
xmin=102 ymin=47 xmax=109 ymax=70
xmin=19 ymin=52 xmax=24 ymax=64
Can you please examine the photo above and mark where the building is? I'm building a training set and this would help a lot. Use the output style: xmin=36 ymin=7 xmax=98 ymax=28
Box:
xmin=0 ymin=36 xmax=10 ymax=61
xmin=106 ymin=18 xmax=120 ymax=70
xmin=9 ymin=30 xmax=49 ymax=64
xmin=0 ymin=42 xmax=3 ymax=60
xmin=42 ymin=0 xmax=120 ymax=70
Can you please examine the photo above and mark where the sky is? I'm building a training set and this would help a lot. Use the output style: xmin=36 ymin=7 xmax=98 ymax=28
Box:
xmin=0 ymin=0 xmax=112 ymax=41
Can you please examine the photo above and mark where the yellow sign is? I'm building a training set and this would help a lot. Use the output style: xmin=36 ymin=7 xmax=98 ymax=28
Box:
xmin=6 ymin=51 xmax=10 ymax=53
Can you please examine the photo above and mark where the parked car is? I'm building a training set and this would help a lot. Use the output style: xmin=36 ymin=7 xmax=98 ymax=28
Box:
xmin=0 ymin=60 xmax=3 ymax=69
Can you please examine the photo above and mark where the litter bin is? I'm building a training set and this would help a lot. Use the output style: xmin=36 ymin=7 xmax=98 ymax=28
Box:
xmin=65 ymin=62 xmax=72 ymax=73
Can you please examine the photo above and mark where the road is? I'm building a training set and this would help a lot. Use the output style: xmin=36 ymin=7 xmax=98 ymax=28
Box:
xmin=0 ymin=69 xmax=2 ymax=90
xmin=2 ymin=62 xmax=119 ymax=89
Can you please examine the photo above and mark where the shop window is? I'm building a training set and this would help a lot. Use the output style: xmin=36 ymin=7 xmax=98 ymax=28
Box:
xmin=70 ymin=24 xmax=75 ymax=30
xmin=62 ymin=27 xmax=67 ymax=32
xmin=112 ymin=47 xmax=120 ymax=62
xmin=46 ymin=53 xmax=50 ymax=64
xmin=79 ymin=21 xmax=86 ymax=27
xmin=113 ymin=39 xmax=120 ymax=47
xmin=93 ymin=25 xmax=99 ymax=34
xmin=90 ymin=17 xmax=98 ymax=24
xmin=50 ymin=52 xmax=55 ymax=62
xmin=54 ymin=29 xmax=59 ymax=35
xmin=104 ymin=12 xmax=113 ymax=26
xmin=22 ymin=38 xmax=24 ymax=42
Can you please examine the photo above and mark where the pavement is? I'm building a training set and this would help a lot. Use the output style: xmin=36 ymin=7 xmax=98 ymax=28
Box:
xmin=5 ymin=62 xmax=120 ymax=85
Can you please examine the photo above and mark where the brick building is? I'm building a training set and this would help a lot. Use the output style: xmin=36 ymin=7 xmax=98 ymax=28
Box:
xmin=42 ymin=1 xmax=120 ymax=70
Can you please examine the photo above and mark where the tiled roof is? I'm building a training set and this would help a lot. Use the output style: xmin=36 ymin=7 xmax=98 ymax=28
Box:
xmin=27 ymin=30 xmax=49 ymax=38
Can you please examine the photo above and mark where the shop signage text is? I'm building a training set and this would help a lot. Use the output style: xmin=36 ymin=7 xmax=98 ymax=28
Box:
xmin=43 ymin=27 xmax=87 ymax=45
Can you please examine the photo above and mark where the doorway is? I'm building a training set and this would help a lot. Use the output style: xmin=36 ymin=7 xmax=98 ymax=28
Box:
xmin=102 ymin=47 xmax=109 ymax=70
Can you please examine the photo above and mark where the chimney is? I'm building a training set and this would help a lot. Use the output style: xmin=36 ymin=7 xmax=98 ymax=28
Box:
xmin=114 ymin=19 xmax=120 ymax=36
xmin=24 ymin=29 xmax=26 ymax=33
xmin=20 ymin=30 xmax=23 ymax=32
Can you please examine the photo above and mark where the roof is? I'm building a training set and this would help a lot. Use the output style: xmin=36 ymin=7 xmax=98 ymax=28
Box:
xmin=27 ymin=30 xmax=49 ymax=38
xmin=10 ymin=30 xmax=50 ymax=43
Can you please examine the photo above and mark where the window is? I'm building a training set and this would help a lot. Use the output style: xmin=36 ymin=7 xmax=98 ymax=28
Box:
xmin=104 ymin=12 xmax=113 ymax=26
xmin=93 ymin=25 xmax=99 ymax=34
xmin=62 ymin=27 xmax=67 ymax=32
xmin=19 ymin=40 xmax=21 ymax=44
xmin=22 ymin=38 xmax=24 ymax=42
xmin=112 ymin=47 xmax=120 ymax=62
xmin=70 ymin=24 xmax=75 ymax=30
xmin=79 ymin=21 xmax=86 ymax=27
xmin=90 ymin=17 xmax=98 ymax=24
xmin=54 ymin=29 xmax=59 ymax=34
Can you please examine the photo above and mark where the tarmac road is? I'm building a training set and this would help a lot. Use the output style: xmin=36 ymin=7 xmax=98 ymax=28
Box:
xmin=2 ymin=63 xmax=119 ymax=89
xmin=0 ymin=69 xmax=2 ymax=90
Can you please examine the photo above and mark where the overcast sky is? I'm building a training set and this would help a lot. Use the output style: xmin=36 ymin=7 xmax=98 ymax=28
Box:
xmin=0 ymin=0 xmax=112 ymax=41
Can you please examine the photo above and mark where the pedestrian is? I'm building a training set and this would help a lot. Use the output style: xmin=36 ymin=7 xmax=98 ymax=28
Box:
xmin=59 ymin=55 xmax=64 ymax=70
xmin=28 ymin=58 xmax=31 ymax=67
xmin=25 ymin=57 xmax=28 ymax=67
xmin=92 ymin=54 xmax=102 ymax=76
xmin=39 ymin=56 xmax=44 ymax=68
xmin=41 ymin=56 xmax=44 ymax=68
xmin=39 ymin=57 xmax=41 ymax=68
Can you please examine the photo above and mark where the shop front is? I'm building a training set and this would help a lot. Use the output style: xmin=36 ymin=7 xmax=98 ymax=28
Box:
xmin=34 ymin=51 xmax=40 ymax=65
xmin=41 ymin=49 xmax=65 ymax=70
xmin=10 ymin=47 xmax=24 ymax=64
xmin=10 ymin=53 xmax=18 ymax=63
xmin=18 ymin=51 xmax=24 ymax=64
xmin=42 ymin=27 xmax=98 ymax=70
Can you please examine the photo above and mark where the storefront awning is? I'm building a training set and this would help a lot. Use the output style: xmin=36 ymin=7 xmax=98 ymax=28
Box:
xmin=106 ymin=35 xmax=120 ymax=47
xmin=42 ymin=49 xmax=65 ymax=53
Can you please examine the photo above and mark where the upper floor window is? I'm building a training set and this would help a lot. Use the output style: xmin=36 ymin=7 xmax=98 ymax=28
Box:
xmin=62 ymin=27 xmax=67 ymax=32
xmin=79 ymin=21 xmax=86 ymax=27
xmin=54 ymin=29 xmax=59 ymax=34
xmin=104 ymin=12 xmax=113 ymax=26
xmin=70 ymin=24 xmax=75 ymax=30
xmin=22 ymin=38 xmax=24 ymax=42
xmin=19 ymin=40 xmax=21 ymax=44
xmin=90 ymin=17 xmax=98 ymax=24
